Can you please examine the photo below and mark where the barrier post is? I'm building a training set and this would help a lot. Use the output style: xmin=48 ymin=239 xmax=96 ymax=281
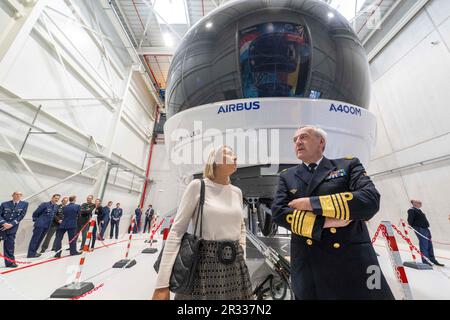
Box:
xmin=50 ymin=218 xmax=96 ymax=298
xmin=381 ymin=221 xmax=414 ymax=300
xmin=400 ymin=219 xmax=432 ymax=270
xmin=112 ymin=217 xmax=137 ymax=268
xmin=142 ymin=217 xmax=165 ymax=254
xmin=144 ymin=217 xmax=158 ymax=243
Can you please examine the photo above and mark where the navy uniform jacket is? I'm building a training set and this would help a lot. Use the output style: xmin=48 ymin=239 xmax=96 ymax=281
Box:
xmin=407 ymin=207 xmax=430 ymax=228
xmin=103 ymin=206 xmax=111 ymax=222
xmin=135 ymin=208 xmax=142 ymax=219
xmin=32 ymin=201 xmax=58 ymax=229
xmin=145 ymin=208 xmax=154 ymax=219
xmin=111 ymin=208 xmax=123 ymax=220
xmin=272 ymin=157 xmax=394 ymax=300
xmin=59 ymin=203 xmax=80 ymax=229
xmin=0 ymin=201 xmax=29 ymax=234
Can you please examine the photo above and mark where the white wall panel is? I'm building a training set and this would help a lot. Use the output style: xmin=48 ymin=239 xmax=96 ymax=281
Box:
xmin=370 ymin=9 xmax=434 ymax=82
xmin=369 ymin=0 xmax=450 ymax=245
xmin=113 ymin=120 xmax=148 ymax=169
xmin=143 ymin=144 xmax=182 ymax=218
xmin=372 ymin=31 xmax=450 ymax=151
xmin=426 ymin=0 xmax=450 ymax=26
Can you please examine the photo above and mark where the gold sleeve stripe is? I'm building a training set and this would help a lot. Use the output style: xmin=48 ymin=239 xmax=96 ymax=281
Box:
xmin=298 ymin=211 xmax=306 ymax=235
xmin=335 ymin=193 xmax=346 ymax=221
xmin=293 ymin=210 xmax=300 ymax=234
xmin=340 ymin=192 xmax=354 ymax=220
xmin=319 ymin=195 xmax=336 ymax=218
xmin=294 ymin=211 xmax=303 ymax=235
xmin=331 ymin=194 xmax=341 ymax=220
xmin=301 ymin=212 xmax=316 ymax=239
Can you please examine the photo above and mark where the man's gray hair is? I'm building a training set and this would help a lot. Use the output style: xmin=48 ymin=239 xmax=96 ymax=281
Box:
xmin=299 ymin=125 xmax=328 ymax=150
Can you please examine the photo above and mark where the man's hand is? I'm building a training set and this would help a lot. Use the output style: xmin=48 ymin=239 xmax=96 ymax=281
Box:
xmin=152 ymin=287 xmax=170 ymax=300
xmin=0 ymin=223 xmax=13 ymax=231
xmin=288 ymin=198 xmax=313 ymax=211
xmin=324 ymin=218 xmax=351 ymax=229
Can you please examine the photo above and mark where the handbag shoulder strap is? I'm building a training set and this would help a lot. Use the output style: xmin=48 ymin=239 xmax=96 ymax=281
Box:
xmin=193 ymin=179 xmax=205 ymax=238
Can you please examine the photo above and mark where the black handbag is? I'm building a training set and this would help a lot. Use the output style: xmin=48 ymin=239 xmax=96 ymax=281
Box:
xmin=153 ymin=179 xmax=205 ymax=294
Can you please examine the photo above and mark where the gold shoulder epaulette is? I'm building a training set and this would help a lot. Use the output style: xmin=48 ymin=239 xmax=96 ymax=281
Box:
xmin=344 ymin=156 xmax=354 ymax=160
xmin=280 ymin=169 xmax=288 ymax=173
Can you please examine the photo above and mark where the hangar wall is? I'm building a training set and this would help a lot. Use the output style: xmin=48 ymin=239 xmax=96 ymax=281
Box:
xmin=368 ymin=0 xmax=450 ymax=245
xmin=0 ymin=0 xmax=157 ymax=253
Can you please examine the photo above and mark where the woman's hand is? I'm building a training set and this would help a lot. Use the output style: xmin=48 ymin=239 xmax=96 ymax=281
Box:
xmin=152 ymin=287 xmax=170 ymax=300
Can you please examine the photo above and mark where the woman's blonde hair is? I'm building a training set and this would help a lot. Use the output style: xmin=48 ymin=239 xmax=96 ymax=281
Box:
xmin=203 ymin=145 xmax=232 ymax=180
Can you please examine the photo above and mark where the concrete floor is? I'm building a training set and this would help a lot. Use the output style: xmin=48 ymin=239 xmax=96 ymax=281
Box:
xmin=1 ymin=232 xmax=450 ymax=300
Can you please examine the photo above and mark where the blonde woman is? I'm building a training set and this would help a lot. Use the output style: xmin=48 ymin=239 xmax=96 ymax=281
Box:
xmin=152 ymin=146 xmax=252 ymax=300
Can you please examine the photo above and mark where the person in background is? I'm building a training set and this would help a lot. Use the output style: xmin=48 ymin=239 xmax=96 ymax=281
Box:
xmin=100 ymin=201 xmax=113 ymax=241
xmin=28 ymin=194 xmax=60 ymax=258
xmin=78 ymin=195 xmax=95 ymax=251
xmin=152 ymin=146 xmax=251 ymax=300
xmin=408 ymin=200 xmax=444 ymax=267
xmin=134 ymin=205 xmax=142 ymax=234
xmin=0 ymin=191 xmax=28 ymax=268
xmin=40 ymin=196 xmax=67 ymax=253
xmin=90 ymin=199 xmax=104 ymax=251
xmin=53 ymin=195 xmax=81 ymax=258
xmin=110 ymin=203 xmax=122 ymax=240
xmin=143 ymin=204 xmax=154 ymax=233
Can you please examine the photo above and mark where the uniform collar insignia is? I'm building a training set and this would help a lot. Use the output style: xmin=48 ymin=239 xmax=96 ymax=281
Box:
xmin=290 ymin=189 xmax=298 ymax=194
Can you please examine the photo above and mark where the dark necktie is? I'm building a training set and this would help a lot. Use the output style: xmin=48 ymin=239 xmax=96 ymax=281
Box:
xmin=308 ymin=163 xmax=318 ymax=173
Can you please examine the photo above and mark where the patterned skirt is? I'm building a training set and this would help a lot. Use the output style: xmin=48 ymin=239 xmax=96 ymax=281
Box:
xmin=174 ymin=240 xmax=253 ymax=300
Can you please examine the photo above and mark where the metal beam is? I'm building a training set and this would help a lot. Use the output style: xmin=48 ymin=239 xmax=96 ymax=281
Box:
xmin=183 ymin=0 xmax=192 ymax=28
xmin=23 ymin=161 xmax=103 ymax=201
xmin=367 ymin=0 xmax=430 ymax=61
xmin=93 ymin=67 xmax=134 ymax=199
xmin=140 ymin=0 xmax=184 ymax=40
xmin=3 ymin=0 xmax=24 ymax=18
xmin=0 ymin=0 xmax=48 ymax=79
xmin=137 ymin=0 xmax=157 ymax=50
xmin=101 ymin=0 xmax=164 ymax=108
xmin=137 ymin=46 xmax=175 ymax=55
xmin=0 ymin=91 xmax=146 ymax=178
xmin=0 ymin=146 xmax=143 ymax=194
xmin=0 ymin=132 xmax=48 ymax=197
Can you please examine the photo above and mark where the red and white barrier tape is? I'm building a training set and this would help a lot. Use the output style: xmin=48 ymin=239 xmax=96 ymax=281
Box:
xmin=390 ymin=224 xmax=450 ymax=281
xmin=400 ymin=220 xmax=417 ymax=262
xmin=400 ymin=219 xmax=450 ymax=246
xmin=74 ymin=218 xmax=96 ymax=285
xmin=124 ymin=218 xmax=136 ymax=259
xmin=379 ymin=221 xmax=414 ymax=300
xmin=70 ymin=283 xmax=104 ymax=300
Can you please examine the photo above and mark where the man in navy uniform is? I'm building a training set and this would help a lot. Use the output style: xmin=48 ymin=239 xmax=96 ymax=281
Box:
xmin=133 ymin=205 xmax=142 ymax=234
xmin=54 ymin=195 xmax=81 ymax=258
xmin=40 ymin=196 xmax=67 ymax=253
xmin=143 ymin=204 xmax=154 ymax=233
xmin=408 ymin=200 xmax=444 ymax=267
xmin=100 ymin=201 xmax=113 ymax=241
xmin=27 ymin=194 xmax=60 ymax=258
xmin=110 ymin=203 xmax=122 ymax=239
xmin=0 ymin=191 xmax=28 ymax=268
xmin=272 ymin=125 xmax=394 ymax=300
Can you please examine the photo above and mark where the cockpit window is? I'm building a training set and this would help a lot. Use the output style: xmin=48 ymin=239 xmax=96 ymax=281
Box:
xmin=239 ymin=22 xmax=311 ymax=98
